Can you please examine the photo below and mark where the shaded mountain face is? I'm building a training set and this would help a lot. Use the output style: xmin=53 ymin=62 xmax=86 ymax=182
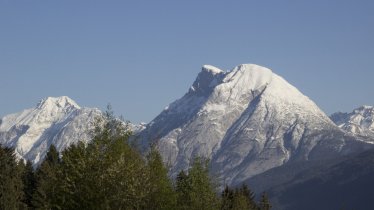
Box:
xmin=253 ymin=148 xmax=374 ymax=210
xmin=0 ymin=96 xmax=102 ymax=165
xmin=331 ymin=106 xmax=374 ymax=140
xmin=139 ymin=64 xmax=371 ymax=186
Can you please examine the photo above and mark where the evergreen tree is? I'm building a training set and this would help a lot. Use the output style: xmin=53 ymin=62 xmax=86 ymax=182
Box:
xmin=231 ymin=193 xmax=249 ymax=210
xmin=0 ymin=146 xmax=24 ymax=210
xmin=145 ymin=147 xmax=176 ymax=210
xmin=259 ymin=192 xmax=271 ymax=210
xmin=57 ymin=142 xmax=91 ymax=209
xmin=238 ymin=184 xmax=257 ymax=210
xmin=32 ymin=145 xmax=61 ymax=209
xmin=221 ymin=185 xmax=234 ymax=210
xmin=176 ymin=157 xmax=219 ymax=210
xmin=221 ymin=184 xmax=258 ymax=210
xmin=21 ymin=160 xmax=36 ymax=209
xmin=175 ymin=170 xmax=190 ymax=210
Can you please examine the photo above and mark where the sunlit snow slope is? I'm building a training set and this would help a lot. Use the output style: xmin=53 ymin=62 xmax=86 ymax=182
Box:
xmin=139 ymin=64 xmax=372 ymax=185
xmin=0 ymin=96 xmax=101 ymax=165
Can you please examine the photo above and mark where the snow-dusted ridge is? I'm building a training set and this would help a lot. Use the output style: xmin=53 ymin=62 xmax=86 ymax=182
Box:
xmin=139 ymin=64 xmax=373 ymax=185
xmin=0 ymin=96 xmax=145 ymax=165
xmin=331 ymin=105 xmax=374 ymax=141
xmin=1 ymin=64 xmax=373 ymax=187
xmin=0 ymin=96 xmax=102 ymax=164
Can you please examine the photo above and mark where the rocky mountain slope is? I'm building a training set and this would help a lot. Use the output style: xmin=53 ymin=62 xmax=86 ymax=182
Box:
xmin=138 ymin=64 xmax=372 ymax=185
xmin=0 ymin=96 xmax=102 ymax=165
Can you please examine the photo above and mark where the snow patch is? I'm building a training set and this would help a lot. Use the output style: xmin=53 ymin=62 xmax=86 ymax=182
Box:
xmin=202 ymin=65 xmax=224 ymax=75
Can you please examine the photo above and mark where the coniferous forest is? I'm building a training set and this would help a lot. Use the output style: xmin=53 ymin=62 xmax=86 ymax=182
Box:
xmin=0 ymin=109 xmax=271 ymax=210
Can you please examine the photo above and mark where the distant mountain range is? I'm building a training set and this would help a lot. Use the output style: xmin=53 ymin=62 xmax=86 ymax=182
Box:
xmin=1 ymin=64 xmax=374 ymax=209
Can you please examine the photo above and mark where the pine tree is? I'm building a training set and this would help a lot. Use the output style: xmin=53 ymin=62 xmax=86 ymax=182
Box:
xmin=0 ymin=146 xmax=24 ymax=210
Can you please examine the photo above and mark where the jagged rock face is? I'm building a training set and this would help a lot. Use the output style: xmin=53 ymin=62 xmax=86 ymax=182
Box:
xmin=331 ymin=106 xmax=374 ymax=140
xmin=139 ymin=64 xmax=371 ymax=185
xmin=0 ymin=96 xmax=102 ymax=165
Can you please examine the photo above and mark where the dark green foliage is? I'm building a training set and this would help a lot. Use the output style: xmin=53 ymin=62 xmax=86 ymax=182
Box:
xmin=32 ymin=144 xmax=61 ymax=209
xmin=21 ymin=160 xmax=36 ymax=209
xmin=175 ymin=170 xmax=191 ymax=209
xmin=259 ymin=192 xmax=271 ymax=210
xmin=0 ymin=146 xmax=25 ymax=210
xmin=221 ymin=184 xmax=259 ymax=210
xmin=57 ymin=107 xmax=149 ymax=209
xmin=145 ymin=147 xmax=176 ymax=210
xmin=235 ymin=184 xmax=257 ymax=210
xmin=176 ymin=157 xmax=220 ymax=210
xmin=221 ymin=185 xmax=234 ymax=210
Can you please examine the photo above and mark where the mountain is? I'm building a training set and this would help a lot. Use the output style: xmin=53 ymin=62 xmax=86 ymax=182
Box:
xmin=0 ymin=96 xmax=102 ymax=165
xmin=249 ymin=148 xmax=374 ymax=210
xmin=331 ymin=105 xmax=374 ymax=140
xmin=138 ymin=64 xmax=372 ymax=186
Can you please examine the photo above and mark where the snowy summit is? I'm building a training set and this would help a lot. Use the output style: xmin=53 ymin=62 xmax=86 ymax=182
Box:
xmin=0 ymin=96 xmax=101 ymax=165
xmin=139 ymin=63 xmax=371 ymax=185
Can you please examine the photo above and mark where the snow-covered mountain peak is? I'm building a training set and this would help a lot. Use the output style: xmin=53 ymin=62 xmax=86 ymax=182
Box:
xmin=37 ymin=96 xmax=80 ymax=110
xmin=331 ymin=105 xmax=374 ymax=138
xmin=139 ymin=63 xmax=362 ymax=186
xmin=0 ymin=96 xmax=101 ymax=164
xmin=222 ymin=64 xmax=273 ymax=92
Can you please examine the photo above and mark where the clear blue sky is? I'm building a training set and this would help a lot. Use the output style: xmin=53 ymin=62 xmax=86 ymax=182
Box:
xmin=1 ymin=0 xmax=373 ymax=123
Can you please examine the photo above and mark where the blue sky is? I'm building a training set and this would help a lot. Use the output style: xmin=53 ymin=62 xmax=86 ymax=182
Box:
xmin=0 ymin=0 xmax=373 ymax=123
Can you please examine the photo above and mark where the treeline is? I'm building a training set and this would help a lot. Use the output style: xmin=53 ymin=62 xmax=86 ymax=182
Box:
xmin=0 ymin=110 xmax=271 ymax=210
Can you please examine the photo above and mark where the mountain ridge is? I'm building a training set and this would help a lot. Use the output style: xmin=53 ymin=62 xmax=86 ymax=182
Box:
xmin=1 ymin=64 xmax=373 ymax=188
xmin=0 ymin=96 xmax=102 ymax=164
xmin=138 ymin=64 xmax=373 ymax=185
xmin=331 ymin=105 xmax=374 ymax=140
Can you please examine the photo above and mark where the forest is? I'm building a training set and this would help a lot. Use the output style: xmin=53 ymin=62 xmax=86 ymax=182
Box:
xmin=0 ymin=110 xmax=271 ymax=210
